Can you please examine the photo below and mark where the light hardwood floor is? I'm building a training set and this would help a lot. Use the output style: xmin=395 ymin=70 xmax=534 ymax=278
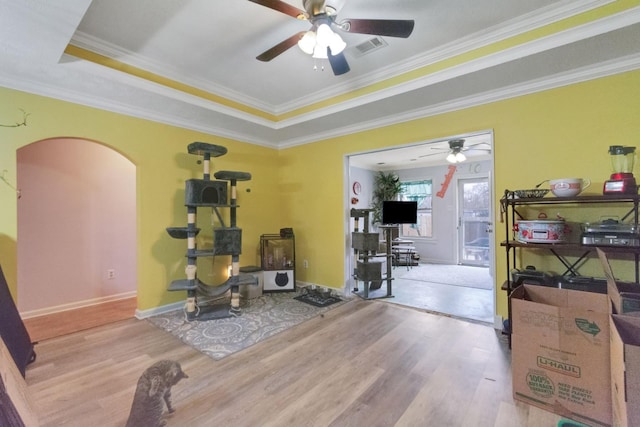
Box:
xmin=25 ymin=299 xmax=562 ymax=426
xmin=23 ymin=297 xmax=137 ymax=342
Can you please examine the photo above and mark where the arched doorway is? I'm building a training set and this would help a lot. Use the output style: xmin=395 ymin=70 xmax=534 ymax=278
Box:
xmin=16 ymin=138 xmax=136 ymax=334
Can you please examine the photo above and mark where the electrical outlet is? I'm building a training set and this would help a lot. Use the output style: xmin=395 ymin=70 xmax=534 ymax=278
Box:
xmin=303 ymin=259 xmax=308 ymax=269
xmin=107 ymin=269 xmax=115 ymax=279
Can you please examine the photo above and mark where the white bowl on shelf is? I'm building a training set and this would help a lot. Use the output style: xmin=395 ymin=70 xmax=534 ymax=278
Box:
xmin=549 ymin=178 xmax=590 ymax=197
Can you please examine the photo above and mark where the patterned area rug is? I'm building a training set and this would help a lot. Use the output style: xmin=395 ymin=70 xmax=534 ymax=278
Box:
xmin=147 ymin=291 xmax=346 ymax=361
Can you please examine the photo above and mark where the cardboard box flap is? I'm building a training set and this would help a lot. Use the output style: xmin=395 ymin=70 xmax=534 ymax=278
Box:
xmin=597 ymin=248 xmax=640 ymax=315
xmin=510 ymin=284 xmax=610 ymax=342
xmin=512 ymin=284 xmax=609 ymax=311
xmin=611 ymin=314 xmax=640 ymax=345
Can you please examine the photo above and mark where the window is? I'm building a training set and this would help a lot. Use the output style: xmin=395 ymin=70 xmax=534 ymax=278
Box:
xmin=399 ymin=180 xmax=432 ymax=238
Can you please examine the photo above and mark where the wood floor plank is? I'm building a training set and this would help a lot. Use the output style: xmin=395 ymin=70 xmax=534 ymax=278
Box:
xmin=24 ymin=299 xmax=563 ymax=427
xmin=262 ymin=360 xmax=384 ymax=427
xmin=23 ymin=297 xmax=137 ymax=342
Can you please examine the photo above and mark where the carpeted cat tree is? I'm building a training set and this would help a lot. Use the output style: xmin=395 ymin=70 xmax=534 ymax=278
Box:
xmin=166 ymin=142 xmax=257 ymax=321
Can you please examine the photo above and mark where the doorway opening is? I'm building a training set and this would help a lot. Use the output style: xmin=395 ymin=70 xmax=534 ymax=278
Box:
xmin=17 ymin=138 xmax=137 ymax=340
xmin=346 ymin=131 xmax=496 ymax=325
xmin=458 ymin=177 xmax=491 ymax=267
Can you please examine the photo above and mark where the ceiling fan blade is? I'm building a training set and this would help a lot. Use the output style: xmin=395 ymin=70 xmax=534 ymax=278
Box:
xmin=257 ymin=32 xmax=306 ymax=61
xmin=328 ymin=48 xmax=350 ymax=75
xmin=418 ymin=152 xmax=443 ymax=158
xmin=248 ymin=0 xmax=306 ymax=19
xmin=463 ymin=147 xmax=492 ymax=153
xmin=339 ymin=19 xmax=415 ymax=38
xmin=466 ymin=142 xmax=491 ymax=148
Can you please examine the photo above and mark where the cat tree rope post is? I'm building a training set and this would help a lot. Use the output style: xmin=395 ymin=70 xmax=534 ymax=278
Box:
xmin=214 ymin=171 xmax=252 ymax=314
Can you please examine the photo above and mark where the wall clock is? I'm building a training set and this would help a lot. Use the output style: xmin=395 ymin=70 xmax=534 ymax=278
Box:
xmin=352 ymin=181 xmax=361 ymax=195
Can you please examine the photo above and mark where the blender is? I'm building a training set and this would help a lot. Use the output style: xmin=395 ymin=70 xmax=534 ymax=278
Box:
xmin=604 ymin=145 xmax=637 ymax=194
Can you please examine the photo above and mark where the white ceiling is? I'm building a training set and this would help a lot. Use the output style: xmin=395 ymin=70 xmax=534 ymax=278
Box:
xmin=349 ymin=132 xmax=493 ymax=171
xmin=1 ymin=0 xmax=639 ymax=158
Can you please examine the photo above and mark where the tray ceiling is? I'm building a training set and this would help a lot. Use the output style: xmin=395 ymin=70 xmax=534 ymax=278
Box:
xmin=1 ymin=0 xmax=639 ymax=149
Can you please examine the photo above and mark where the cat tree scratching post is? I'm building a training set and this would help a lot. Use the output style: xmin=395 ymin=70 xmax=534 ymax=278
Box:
xmin=166 ymin=142 xmax=257 ymax=321
xmin=350 ymin=208 xmax=394 ymax=300
xmin=213 ymin=170 xmax=251 ymax=313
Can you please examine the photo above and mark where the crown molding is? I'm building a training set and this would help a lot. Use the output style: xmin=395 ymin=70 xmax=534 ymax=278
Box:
xmin=69 ymin=0 xmax=615 ymax=118
xmin=274 ymin=6 xmax=640 ymax=130
xmin=4 ymin=50 xmax=638 ymax=150
xmin=278 ymin=52 xmax=640 ymax=148
xmin=276 ymin=0 xmax=615 ymax=114
xmin=2 ymin=3 xmax=638 ymax=150
xmin=0 ymin=56 xmax=278 ymax=148
xmin=70 ymin=31 xmax=277 ymax=115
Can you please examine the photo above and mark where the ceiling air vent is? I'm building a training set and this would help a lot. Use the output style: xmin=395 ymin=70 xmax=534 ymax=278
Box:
xmin=351 ymin=37 xmax=388 ymax=57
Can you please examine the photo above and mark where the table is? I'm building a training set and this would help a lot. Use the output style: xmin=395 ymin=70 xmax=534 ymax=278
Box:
xmin=391 ymin=239 xmax=416 ymax=269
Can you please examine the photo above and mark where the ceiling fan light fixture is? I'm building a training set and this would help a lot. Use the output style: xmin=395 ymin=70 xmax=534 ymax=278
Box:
xmin=298 ymin=31 xmax=316 ymax=54
xmin=312 ymin=44 xmax=328 ymax=59
xmin=329 ymin=32 xmax=346 ymax=55
xmin=446 ymin=150 xmax=467 ymax=163
xmin=299 ymin=23 xmax=344 ymax=57
xmin=316 ymin=23 xmax=334 ymax=47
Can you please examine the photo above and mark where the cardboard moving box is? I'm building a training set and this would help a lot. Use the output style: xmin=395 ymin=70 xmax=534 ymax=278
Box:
xmin=610 ymin=315 xmax=640 ymax=427
xmin=511 ymin=285 xmax=612 ymax=427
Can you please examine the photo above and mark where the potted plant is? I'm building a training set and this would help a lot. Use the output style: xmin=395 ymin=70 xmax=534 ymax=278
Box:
xmin=371 ymin=171 xmax=402 ymax=224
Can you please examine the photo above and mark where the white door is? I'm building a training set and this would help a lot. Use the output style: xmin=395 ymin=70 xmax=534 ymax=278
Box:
xmin=457 ymin=177 xmax=491 ymax=266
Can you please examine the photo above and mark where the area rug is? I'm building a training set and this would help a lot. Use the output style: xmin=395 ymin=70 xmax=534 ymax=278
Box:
xmin=147 ymin=291 xmax=347 ymax=361
xmin=393 ymin=263 xmax=492 ymax=290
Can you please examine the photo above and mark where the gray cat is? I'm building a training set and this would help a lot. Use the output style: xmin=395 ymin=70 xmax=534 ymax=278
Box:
xmin=125 ymin=360 xmax=188 ymax=427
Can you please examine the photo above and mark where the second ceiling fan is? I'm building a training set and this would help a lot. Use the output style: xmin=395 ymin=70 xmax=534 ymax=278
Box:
xmin=420 ymin=139 xmax=492 ymax=164
xmin=250 ymin=0 xmax=415 ymax=75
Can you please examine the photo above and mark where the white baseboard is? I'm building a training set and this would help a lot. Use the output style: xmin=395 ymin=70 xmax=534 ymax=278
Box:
xmin=135 ymin=301 xmax=184 ymax=319
xmin=20 ymin=291 xmax=137 ymax=319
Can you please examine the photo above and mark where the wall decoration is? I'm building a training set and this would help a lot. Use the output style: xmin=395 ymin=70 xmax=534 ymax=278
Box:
xmin=0 ymin=109 xmax=30 ymax=128
xmin=436 ymin=165 xmax=457 ymax=198
xmin=0 ymin=170 xmax=20 ymax=199
xmin=352 ymin=181 xmax=361 ymax=195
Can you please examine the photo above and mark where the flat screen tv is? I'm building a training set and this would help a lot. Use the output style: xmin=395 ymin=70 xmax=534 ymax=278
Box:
xmin=382 ymin=201 xmax=417 ymax=224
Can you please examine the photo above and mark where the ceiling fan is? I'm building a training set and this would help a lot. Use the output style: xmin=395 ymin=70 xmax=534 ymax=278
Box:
xmin=249 ymin=0 xmax=415 ymax=75
xmin=420 ymin=139 xmax=492 ymax=163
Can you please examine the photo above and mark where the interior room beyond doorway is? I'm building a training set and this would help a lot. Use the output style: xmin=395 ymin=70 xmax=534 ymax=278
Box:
xmin=387 ymin=263 xmax=493 ymax=324
xmin=347 ymin=131 xmax=495 ymax=324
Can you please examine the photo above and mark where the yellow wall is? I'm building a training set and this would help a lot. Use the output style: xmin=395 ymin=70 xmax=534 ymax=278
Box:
xmin=2 ymin=68 xmax=639 ymax=319
xmin=0 ymin=88 xmax=280 ymax=310
xmin=281 ymin=69 xmax=640 ymax=319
